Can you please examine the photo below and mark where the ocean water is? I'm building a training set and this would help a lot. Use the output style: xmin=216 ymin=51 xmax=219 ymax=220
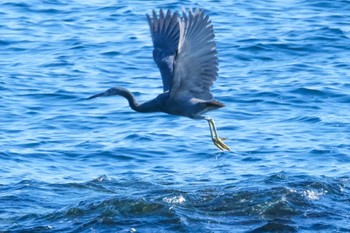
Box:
xmin=1 ymin=0 xmax=350 ymax=232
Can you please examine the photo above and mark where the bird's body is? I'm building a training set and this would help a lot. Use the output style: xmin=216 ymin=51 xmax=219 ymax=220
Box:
xmin=89 ymin=8 xmax=230 ymax=151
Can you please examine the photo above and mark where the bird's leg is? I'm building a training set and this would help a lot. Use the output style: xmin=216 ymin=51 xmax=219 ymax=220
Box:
xmin=206 ymin=118 xmax=229 ymax=151
xmin=209 ymin=119 xmax=230 ymax=151
xmin=205 ymin=117 xmax=230 ymax=151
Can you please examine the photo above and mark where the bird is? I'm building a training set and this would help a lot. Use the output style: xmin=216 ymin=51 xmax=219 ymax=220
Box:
xmin=88 ymin=8 xmax=230 ymax=151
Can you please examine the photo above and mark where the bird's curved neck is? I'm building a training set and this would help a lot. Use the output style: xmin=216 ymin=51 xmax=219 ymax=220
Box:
xmin=118 ymin=90 xmax=140 ymax=112
xmin=117 ymin=88 xmax=160 ymax=113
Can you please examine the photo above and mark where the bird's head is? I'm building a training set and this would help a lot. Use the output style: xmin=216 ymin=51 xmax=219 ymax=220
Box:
xmin=88 ymin=87 xmax=130 ymax=100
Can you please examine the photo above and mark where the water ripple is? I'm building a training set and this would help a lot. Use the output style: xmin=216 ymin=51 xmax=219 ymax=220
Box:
xmin=1 ymin=0 xmax=350 ymax=232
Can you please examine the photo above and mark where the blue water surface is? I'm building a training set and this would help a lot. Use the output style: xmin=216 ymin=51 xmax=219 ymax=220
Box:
xmin=1 ymin=0 xmax=350 ymax=232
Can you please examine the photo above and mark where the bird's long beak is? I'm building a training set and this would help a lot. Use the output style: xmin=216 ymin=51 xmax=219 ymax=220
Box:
xmin=87 ymin=92 xmax=105 ymax=100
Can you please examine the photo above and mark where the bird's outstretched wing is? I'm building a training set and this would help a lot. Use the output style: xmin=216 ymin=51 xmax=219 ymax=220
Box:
xmin=147 ymin=10 xmax=180 ymax=92
xmin=170 ymin=8 xmax=218 ymax=100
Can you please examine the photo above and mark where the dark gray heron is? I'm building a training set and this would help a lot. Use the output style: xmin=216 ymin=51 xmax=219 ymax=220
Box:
xmin=89 ymin=8 xmax=230 ymax=151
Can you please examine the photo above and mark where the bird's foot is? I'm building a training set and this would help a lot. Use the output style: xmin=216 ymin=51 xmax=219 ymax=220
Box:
xmin=205 ymin=117 xmax=230 ymax=151
xmin=212 ymin=137 xmax=231 ymax=151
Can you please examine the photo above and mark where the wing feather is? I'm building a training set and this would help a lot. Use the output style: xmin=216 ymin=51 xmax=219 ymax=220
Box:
xmin=170 ymin=8 xmax=218 ymax=100
xmin=147 ymin=9 xmax=180 ymax=92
